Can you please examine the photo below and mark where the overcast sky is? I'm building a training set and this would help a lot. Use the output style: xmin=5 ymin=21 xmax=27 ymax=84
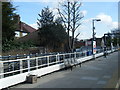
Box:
xmin=12 ymin=0 xmax=118 ymax=40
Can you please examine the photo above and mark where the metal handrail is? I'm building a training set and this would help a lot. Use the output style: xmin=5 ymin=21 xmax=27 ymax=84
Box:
xmin=0 ymin=48 xmax=118 ymax=79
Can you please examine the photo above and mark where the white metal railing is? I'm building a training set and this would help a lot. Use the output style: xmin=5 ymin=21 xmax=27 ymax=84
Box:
xmin=0 ymin=48 xmax=118 ymax=89
xmin=0 ymin=48 xmax=112 ymax=79
xmin=0 ymin=50 xmax=92 ymax=79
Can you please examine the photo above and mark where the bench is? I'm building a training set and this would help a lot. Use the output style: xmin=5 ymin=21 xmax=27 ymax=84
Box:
xmin=64 ymin=58 xmax=81 ymax=71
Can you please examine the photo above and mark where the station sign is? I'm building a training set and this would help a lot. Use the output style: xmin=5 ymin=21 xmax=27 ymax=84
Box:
xmin=93 ymin=41 xmax=96 ymax=54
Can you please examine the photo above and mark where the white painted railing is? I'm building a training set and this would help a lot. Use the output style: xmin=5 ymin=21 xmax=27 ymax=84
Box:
xmin=0 ymin=48 xmax=118 ymax=89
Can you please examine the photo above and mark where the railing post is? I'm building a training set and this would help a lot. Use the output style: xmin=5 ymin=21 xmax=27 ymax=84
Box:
xmin=30 ymin=54 xmax=32 ymax=58
xmin=0 ymin=61 xmax=4 ymax=78
xmin=18 ymin=54 xmax=23 ymax=74
xmin=97 ymin=49 xmax=99 ymax=53
xmin=63 ymin=54 xmax=65 ymax=63
xmin=8 ymin=55 xmax=11 ymax=60
xmin=35 ymin=53 xmax=38 ymax=57
xmin=17 ymin=54 xmax=20 ymax=73
xmin=16 ymin=54 xmax=18 ymax=59
xmin=24 ymin=54 xmax=26 ymax=58
xmin=82 ymin=51 xmax=84 ymax=57
xmin=57 ymin=53 xmax=59 ymax=63
xmin=79 ymin=52 xmax=81 ymax=58
xmin=27 ymin=56 xmax=30 ymax=72
xmin=69 ymin=53 xmax=71 ymax=61
xmin=47 ymin=56 xmax=49 ymax=66
xmin=20 ymin=59 xmax=23 ymax=74
xmin=0 ymin=55 xmax=1 ymax=61
xmin=12 ymin=62 xmax=14 ymax=73
xmin=84 ymin=51 xmax=87 ymax=57
xmin=36 ymin=57 xmax=38 ymax=69
xmin=74 ymin=52 xmax=76 ymax=59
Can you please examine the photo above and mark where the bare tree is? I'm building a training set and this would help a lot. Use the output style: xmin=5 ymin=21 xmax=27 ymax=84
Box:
xmin=71 ymin=0 xmax=84 ymax=52
xmin=57 ymin=0 xmax=71 ymax=52
xmin=57 ymin=0 xmax=84 ymax=52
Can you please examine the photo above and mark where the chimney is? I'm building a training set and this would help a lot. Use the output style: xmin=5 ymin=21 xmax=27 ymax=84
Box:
xmin=13 ymin=15 xmax=20 ymax=30
xmin=14 ymin=15 xmax=20 ymax=24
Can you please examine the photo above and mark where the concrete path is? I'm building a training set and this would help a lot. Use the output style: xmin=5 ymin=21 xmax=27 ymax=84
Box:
xmin=10 ymin=51 xmax=119 ymax=89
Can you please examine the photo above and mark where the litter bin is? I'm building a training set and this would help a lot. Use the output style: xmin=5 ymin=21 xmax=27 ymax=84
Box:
xmin=26 ymin=75 xmax=37 ymax=84
xmin=87 ymin=51 xmax=92 ymax=56
xmin=87 ymin=51 xmax=89 ymax=56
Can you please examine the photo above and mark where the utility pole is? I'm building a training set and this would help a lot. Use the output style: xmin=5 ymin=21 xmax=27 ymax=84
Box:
xmin=92 ymin=19 xmax=101 ymax=59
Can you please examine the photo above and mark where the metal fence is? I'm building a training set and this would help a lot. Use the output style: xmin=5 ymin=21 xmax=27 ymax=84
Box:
xmin=0 ymin=47 xmax=118 ymax=79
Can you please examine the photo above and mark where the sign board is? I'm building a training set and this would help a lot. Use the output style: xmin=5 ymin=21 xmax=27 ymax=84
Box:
xmin=93 ymin=41 xmax=96 ymax=54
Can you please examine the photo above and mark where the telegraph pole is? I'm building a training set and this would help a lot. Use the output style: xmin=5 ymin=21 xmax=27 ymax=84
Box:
xmin=92 ymin=19 xmax=101 ymax=59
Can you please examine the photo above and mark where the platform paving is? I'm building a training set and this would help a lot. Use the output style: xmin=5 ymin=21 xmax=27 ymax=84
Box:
xmin=10 ymin=51 xmax=119 ymax=89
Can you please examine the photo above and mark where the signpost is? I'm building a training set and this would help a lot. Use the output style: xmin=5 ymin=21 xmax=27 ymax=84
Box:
xmin=93 ymin=41 xmax=96 ymax=54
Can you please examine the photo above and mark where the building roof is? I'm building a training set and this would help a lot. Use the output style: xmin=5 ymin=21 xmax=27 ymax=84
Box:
xmin=14 ymin=15 xmax=37 ymax=33
xmin=17 ymin=22 xmax=37 ymax=33
xmin=17 ymin=30 xmax=40 ymax=45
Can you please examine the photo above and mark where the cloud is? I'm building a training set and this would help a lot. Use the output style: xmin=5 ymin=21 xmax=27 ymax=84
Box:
xmin=78 ymin=31 xmax=91 ymax=39
xmin=82 ymin=13 xmax=118 ymax=29
xmin=29 ymin=23 xmax=38 ymax=29
xmin=50 ymin=8 xmax=59 ymax=18
xmin=96 ymin=13 xmax=112 ymax=24
xmin=96 ymin=13 xmax=118 ymax=29
xmin=82 ymin=18 xmax=92 ymax=24
xmin=76 ymin=13 xmax=118 ymax=40
xmin=81 ymin=10 xmax=87 ymax=16
xmin=111 ymin=22 xmax=118 ymax=29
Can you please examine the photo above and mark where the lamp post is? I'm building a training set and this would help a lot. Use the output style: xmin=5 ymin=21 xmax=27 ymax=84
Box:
xmin=92 ymin=19 xmax=101 ymax=59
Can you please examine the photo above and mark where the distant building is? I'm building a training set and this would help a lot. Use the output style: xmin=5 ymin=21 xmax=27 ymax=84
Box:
xmin=111 ymin=29 xmax=120 ymax=38
xmin=14 ymin=15 xmax=37 ymax=38
xmin=111 ymin=29 xmax=120 ymax=34
xmin=78 ymin=38 xmax=103 ymax=47
xmin=74 ymin=40 xmax=85 ymax=48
